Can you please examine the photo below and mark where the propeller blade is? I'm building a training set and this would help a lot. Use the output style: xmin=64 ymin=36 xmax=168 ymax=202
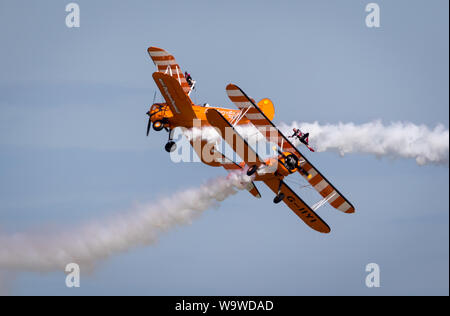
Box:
xmin=146 ymin=118 xmax=151 ymax=136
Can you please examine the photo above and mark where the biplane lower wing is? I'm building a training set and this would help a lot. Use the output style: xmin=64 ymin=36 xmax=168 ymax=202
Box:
xmin=189 ymin=139 xmax=222 ymax=167
xmin=221 ymin=159 xmax=261 ymax=199
xmin=264 ymin=179 xmax=330 ymax=233
xmin=226 ymin=84 xmax=355 ymax=214
xmin=189 ymin=139 xmax=261 ymax=199
xmin=152 ymin=72 xmax=197 ymax=125
xmin=205 ymin=108 xmax=265 ymax=167
xmin=245 ymin=181 xmax=261 ymax=199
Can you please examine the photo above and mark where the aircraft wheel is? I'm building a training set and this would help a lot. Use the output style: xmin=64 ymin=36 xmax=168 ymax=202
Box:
xmin=153 ymin=120 xmax=164 ymax=131
xmin=165 ymin=141 xmax=177 ymax=153
xmin=273 ymin=193 xmax=285 ymax=204
xmin=246 ymin=165 xmax=258 ymax=176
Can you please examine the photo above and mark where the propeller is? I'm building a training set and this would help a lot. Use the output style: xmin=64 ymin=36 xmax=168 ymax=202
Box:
xmin=146 ymin=111 xmax=152 ymax=136
xmin=146 ymin=91 xmax=158 ymax=136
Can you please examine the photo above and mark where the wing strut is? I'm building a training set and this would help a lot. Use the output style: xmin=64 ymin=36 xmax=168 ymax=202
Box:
xmin=205 ymin=108 xmax=266 ymax=167
xmin=312 ymin=192 xmax=337 ymax=211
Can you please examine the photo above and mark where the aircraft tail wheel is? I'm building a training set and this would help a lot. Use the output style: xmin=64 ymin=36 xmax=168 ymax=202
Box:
xmin=165 ymin=141 xmax=177 ymax=153
xmin=246 ymin=165 xmax=258 ymax=176
xmin=273 ymin=193 xmax=285 ymax=204
xmin=153 ymin=120 xmax=164 ymax=131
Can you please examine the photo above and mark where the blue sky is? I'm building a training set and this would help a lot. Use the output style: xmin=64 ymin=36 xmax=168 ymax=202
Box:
xmin=0 ymin=0 xmax=448 ymax=295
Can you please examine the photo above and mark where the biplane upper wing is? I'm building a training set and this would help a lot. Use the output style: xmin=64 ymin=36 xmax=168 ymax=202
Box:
xmin=148 ymin=47 xmax=193 ymax=96
xmin=205 ymin=108 xmax=266 ymax=167
xmin=152 ymin=72 xmax=197 ymax=125
xmin=264 ymin=179 xmax=330 ymax=233
xmin=226 ymin=84 xmax=355 ymax=214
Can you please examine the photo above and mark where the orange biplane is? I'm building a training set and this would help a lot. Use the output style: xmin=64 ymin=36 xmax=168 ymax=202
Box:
xmin=146 ymin=46 xmax=355 ymax=233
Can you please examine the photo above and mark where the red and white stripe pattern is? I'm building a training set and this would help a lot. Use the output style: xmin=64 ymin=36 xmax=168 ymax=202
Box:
xmin=226 ymin=83 xmax=354 ymax=214
xmin=226 ymin=84 xmax=267 ymax=124
xmin=148 ymin=47 xmax=192 ymax=95
xmin=226 ymin=84 xmax=295 ymax=152
xmin=300 ymin=163 xmax=354 ymax=213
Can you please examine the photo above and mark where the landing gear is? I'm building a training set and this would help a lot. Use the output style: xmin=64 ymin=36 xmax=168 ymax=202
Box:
xmin=153 ymin=120 xmax=164 ymax=131
xmin=165 ymin=141 xmax=177 ymax=153
xmin=164 ymin=129 xmax=176 ymax=153
xmin=147 ymin=116 xmax=177 ymax=153
xmin=273 ymin=193 xmax=285 ymax=204
xmin=247 ymin=165 xmax=258 ymax=176
xmin=273 ymin=180 xmax=284 ymax=204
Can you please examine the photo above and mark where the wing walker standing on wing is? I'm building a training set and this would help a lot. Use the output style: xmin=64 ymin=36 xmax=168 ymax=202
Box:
xmin=289 ymin=128 xmax=315 ymax=152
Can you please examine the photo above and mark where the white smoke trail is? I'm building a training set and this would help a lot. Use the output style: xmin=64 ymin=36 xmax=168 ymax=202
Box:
xmin=0 ymin=271 xmax=15 ymax=295
xmin=279 ymin=121 xmax=449 ymax=166
xmin=183 ymin=121 xmax=449 ymax=166
xmin=0 ymin=172 xmax=252 ymax=272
